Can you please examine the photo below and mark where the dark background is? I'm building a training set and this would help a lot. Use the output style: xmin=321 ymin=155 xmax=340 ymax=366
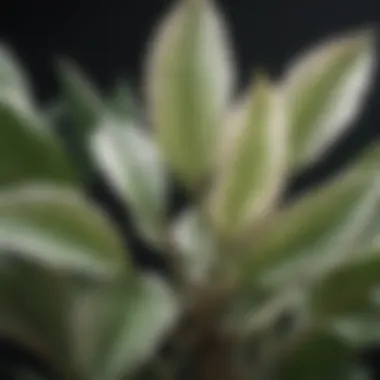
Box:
xmin=0 ymin=0 xmax=380 ymax=378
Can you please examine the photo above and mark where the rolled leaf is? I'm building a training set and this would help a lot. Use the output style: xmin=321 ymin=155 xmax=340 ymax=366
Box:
xmin=71 ymin=274 xmax=179 ymax=380
xmin=90 ymin=117 xmax=167 ymax=245
xmin=145 ymin=0 xmax=235 ymax=188
xmin=0 ymin=184 xmax=127 ymax=278
xmin=208 ymin=74 xmax=287 ymax=237
xmin=283 ymin=30 xmax=376 ymax=169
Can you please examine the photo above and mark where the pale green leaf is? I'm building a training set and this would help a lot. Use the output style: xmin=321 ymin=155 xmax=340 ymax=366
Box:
xmin=108 ymin=80 xmax=140 ymax=121
xmin=244 ymin=171 xmax=379 ymax=288
xmin=0 ymin=45 xmax=34 ymax=114
xmin=145 ymin=0 xmax=235 ymax=188
xmin=330 ymin=315 xmax=380 ymax=347
xmin=71 ymin=274 xmax=180 ymax=380
xmin=171 ymin=207 xmax=216 ymax=285
xmin=208 ymin=74 xmax=287 ymax=237
xmin=90 ymin=117 xmax=167 ymax=245
xmin=283 ymin=30 xmax=376 ymax=169
xmin=0 ymin=184 xmax=127 ymax=278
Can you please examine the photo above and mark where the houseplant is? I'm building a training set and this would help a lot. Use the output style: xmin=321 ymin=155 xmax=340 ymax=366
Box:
xmin=0 ymin=0 xmax=379 ymax=379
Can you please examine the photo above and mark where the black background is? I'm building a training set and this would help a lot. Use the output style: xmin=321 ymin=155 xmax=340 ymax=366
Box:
xmin=0 ymin=0 xmax=380 ymax=378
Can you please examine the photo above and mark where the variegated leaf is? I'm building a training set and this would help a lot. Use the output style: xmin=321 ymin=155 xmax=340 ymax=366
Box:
xmin=283 ymin=30 xmax=376 ymax=169
xmin=208 ymin=74 xmax=287 ymax=237
xmin=145 ymin=0 xmax=235 ymax=188
xmin=90 ymin=117 xmax=167 ymax=245
xmin=0 ymin=184 xmax=127 ymax=278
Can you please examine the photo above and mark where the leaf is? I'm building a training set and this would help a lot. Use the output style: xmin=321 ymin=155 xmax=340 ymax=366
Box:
xmin=310 ymin=250 xmax=380 ymax=318
xmin=0 ymin=45 xmax=34 ymax=114
xmin=171 ymin=207 xmax=216 ymax=285
xmin=0 ymin=46 xmax=77 ymax=186
xmin=243 ymin=170 xmax=379 ymax=288
xmin=90 ymin=117 xmax=167 ymax=245
xmin=283 ymin=30 xmax=376 ymax=169
xmin=145 ymin=0 xmax=235 ymax=188
xmin=71 ymin=274 xmax=180 ymax=380
xmin=330 ymin=315 xmax=380 ymax=347
xmin=57 ymin=60 xmax=107 ymax=183
xmin=352 ymin=142 xmax=380 ymax=174
xmin=0 ymin=103 xmax=78 ymax=187
xmin=277 ymin=331 xmax=355 ymax=380
xmin=208 ymin=74 xmax=287 ymax=237
xmin=108 ymin=80 xmax=140 ymax=121
xmin=0 ymin=183 xmax=127 ymax=278
xmin=57 ymin=60 xmax=105 ymax=133
xmin=0 ymin=258 xmax=71 ymax=369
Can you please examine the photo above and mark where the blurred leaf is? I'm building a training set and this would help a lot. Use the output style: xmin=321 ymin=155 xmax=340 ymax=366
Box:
xmin=145 ymin=0 xmax=235 ymax=188
xmin=330 ymin=315 xmax=380 ymax=347
xmin=108 ymin=80 xmax=140 ymax=121
xmin=0 ymin=184 xmax=127 ymax=278
xmin=0 ymin=45 xmax=34 ymax=113
xmin=0 ymin=258 xmax=71 ymax=370
xmin=208 ymin=74 xmax=287 ymax=237
xmin=71 ymin=274 xmax=180 ymax=380
xmin=243 ymin=171 xmax=379 ymax=288
xmin=90 ymin=117 xmax=167 ymax=245
xmin=0 ymin=87 xmax=77 ymax=186
xmin=283 ymin=30 xmax=376 ymax=169
xmin=57 ymin=60 xmax=105 ymax=133
xmin=0 ymin=46 xmax=77 ymax=186
xmin=57 ymin=60 xmax=107 ymax=184
xmin=277 ymin=331 xmax=355 ymax=380
xmin=171 ymin=207 xmax=216 ymax=285
xmin=352 ymin=141 xmax=380 ymax=174
xmin=310 ymin=250 xmax=380 ymax=318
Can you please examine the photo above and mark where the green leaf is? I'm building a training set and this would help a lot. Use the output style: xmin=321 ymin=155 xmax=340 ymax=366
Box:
xmin=277 ymin=331 xmax=355 ymax=380
xmin=352 ymin=142 xmax=380 ymax=174
xmin=208 ymin=74 xmax=287 ymax=237
xmin=0 ymin=258 xmax=72 ymax=371
xmin=244 ymin=171 xmax=379 ymax=288
xmin=283 ymin=30 xmax=376 ymax=169
xmin=57 ymin=60 xmax=104 ymax=133
xmin=0 ymin=103 xmax=78 ymax=186
xmin=0 ymin=184 xmax=127 ymax=278
xmin=57 ymin=60 xmax=107 ymax=184
xmin=0 ymin=45 xmax=34 ymax=113
xmin=145 ymin=0 xmax=235 ymax=188
xmin=310 ymin=251 xmax=380 ymax=318
xmin=0 ymin=46 xmax=77 ymax=186
xmin=108 ymin=80 xmax=140 ymax=121
xmin=330 ymin=314 xmax=380 ymax=347
xmin=171 ymin=207 xmax=216 ymax=285
xmin=71 ymin=274 xmax=180 ymax=380
xmin=90 ymin=117 xmax=167 ymax=245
